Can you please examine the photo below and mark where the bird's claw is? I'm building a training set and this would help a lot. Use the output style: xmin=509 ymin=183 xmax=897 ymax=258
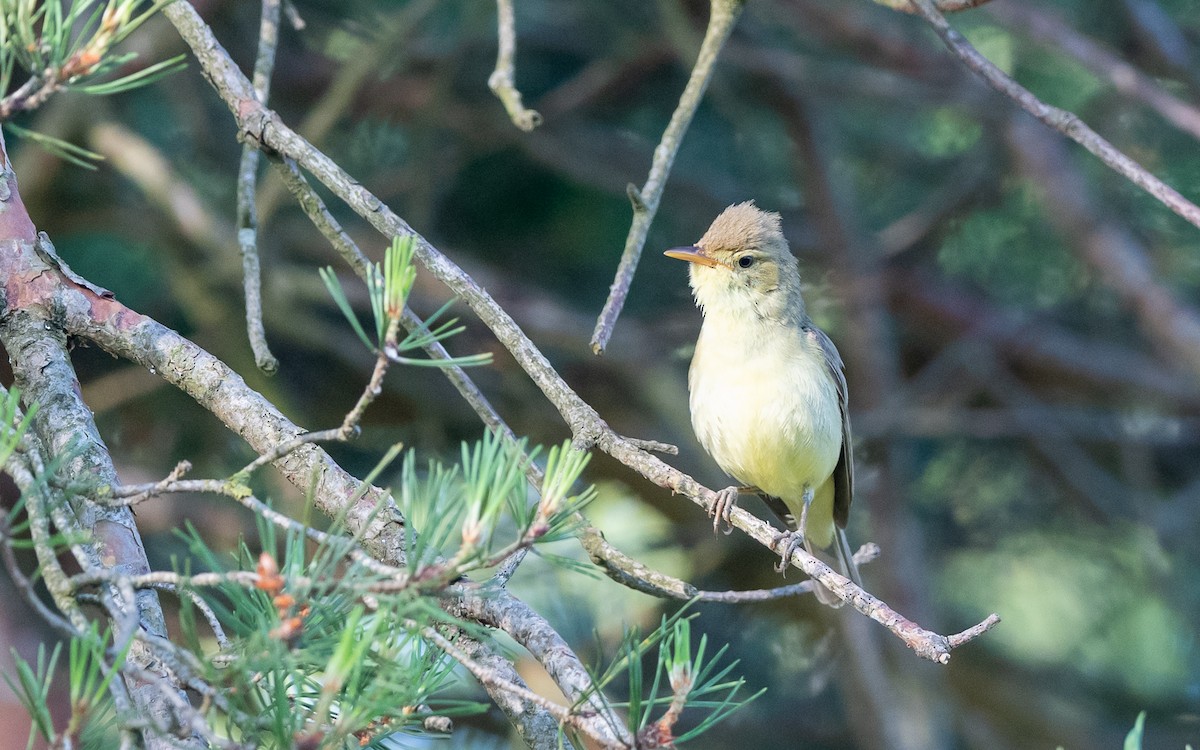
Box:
xmin=711 ymin=486 xmax=739 ymax=535
xmin=772 ymin=530 xmax=806 ymax=575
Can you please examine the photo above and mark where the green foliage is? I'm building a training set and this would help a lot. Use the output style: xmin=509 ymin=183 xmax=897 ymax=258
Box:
xmin=400 ymin=430 xmax=595 ymax=575
xmin=5 ymin=640 xmax=59 ymax=749
xmin=0 ymin=385 xmax=35 ymax=469
xmin=1124 ymin=711 xmax=1146 ymax=750
xmin=3 ymin=120 xmax=103 ymax=169
xmin=176 ymin=516 xmax=485 ymax=748
xmin=0 ymin=0 xmax=185 ymax=163
xmin=593 ymin=609 xmax=762 ymax=745
xmin=1119 ymin=711 xmax=1195 ymax=750
xmin=3 ymin=624 xmax=126 ymax=750
xmin=320 ymin=234 xmax=492 ymax=367
xmin=149 ymin=432 xmax=603 ymax=746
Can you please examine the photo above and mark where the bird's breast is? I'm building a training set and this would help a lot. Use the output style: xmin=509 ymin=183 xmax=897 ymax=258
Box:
xmin=688 ymin=317 xmax=842 ymax=498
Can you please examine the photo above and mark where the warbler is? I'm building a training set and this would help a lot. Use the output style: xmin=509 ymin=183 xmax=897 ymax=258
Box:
xmin=665 ymin=202 xmax=860 ymax=604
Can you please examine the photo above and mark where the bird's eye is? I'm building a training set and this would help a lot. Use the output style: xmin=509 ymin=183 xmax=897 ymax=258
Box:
xmin=737 ymin=255 xmax=755 ymax=268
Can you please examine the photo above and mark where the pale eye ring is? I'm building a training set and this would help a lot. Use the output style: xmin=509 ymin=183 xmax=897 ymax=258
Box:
xmin=737 ymin=255 xmax=755 ymax=268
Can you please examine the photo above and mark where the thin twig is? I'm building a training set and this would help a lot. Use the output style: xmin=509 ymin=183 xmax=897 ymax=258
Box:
xmin=112 ymin=475 xmax=408 ymax=580
xmin=947 ymin=613 xmax=1003 ymax=648
xmin=903 ymin=0 xmax=1200 ymax=232
xmin=589 ymin=0 xmax=744 ymax=354
xmin=339 ymin=330 xmax=396 ymax=438
xmin=874 ymin=0 xmax=993 ymax=12
xmin=236 ymin=0 xmax=283 ymax=374
xmin=0 ymin=511 xmax=78 ymax=637
xmin=583 ymin=523 xmax=882 ymax=602
xmin=488 ymin=0 xmax=542 ymax=131
xmin=989 ymin=1 xmax=1200 ymax=142
xmin=270 ymin=156 xmax=371 ymax=276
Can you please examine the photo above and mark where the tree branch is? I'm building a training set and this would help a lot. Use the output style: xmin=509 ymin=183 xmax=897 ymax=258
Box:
xmin=989 ymin=0 xmax=1200 ymax=143
xmin=902 ymin=0 xmax=1200 ymax=232
xmin=589 ymin=0 xmax=743 ymax=354
xmin=0 ymin=139 xmax=198 ymax=747
xmin=163 ymin=0 xmax=998 ymax=664
xmin=489 ymin=0 xmax=542 ymax=131
xmin=236 ymin=0 xmax=282 ymax=374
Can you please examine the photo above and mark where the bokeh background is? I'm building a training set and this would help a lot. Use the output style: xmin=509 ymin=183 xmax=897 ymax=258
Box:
xmin=2 ymin=0 xmax=1199 ymax=747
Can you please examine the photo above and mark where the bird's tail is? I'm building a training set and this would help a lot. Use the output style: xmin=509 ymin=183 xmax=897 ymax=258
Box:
xmin=804 ymin=528 xmax=861 ymax=608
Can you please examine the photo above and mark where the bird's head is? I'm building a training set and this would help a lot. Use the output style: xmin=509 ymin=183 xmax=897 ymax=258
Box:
xmin=665 ymin=201 xmax=804 ymax=323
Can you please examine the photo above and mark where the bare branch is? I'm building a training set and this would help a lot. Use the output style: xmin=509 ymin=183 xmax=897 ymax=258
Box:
xmin=902 ymin=0 xmax=1200 ymax=232
xmin=236 ymin=0 xmax=283 ymax=374
xmin=990 ymin=1 xmax=1200 ymax=142
xmin=874 ymin=0 xmax=993 ymax=12
xmin=489 ymin=0 xmax=543 ymax=131
xmin=590 ymin=0 xmax=744 ymax=354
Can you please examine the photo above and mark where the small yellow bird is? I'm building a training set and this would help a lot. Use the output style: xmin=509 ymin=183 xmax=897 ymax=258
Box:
xmin=665 ymin=202 xmax=860 ymax=604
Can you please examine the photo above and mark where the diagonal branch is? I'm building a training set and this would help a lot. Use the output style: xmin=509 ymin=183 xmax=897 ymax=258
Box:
xmin=901 ymin=0 xmax=1200 ymax=232
xmin=989 ymin=0 xmax=1200 ymax=143
xmin=55 ymin=266 xmax=627 ymax=747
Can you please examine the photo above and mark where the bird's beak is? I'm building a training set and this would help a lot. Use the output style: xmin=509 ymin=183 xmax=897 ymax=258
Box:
xmin=664 ymin=245 xmax=721 ymax=268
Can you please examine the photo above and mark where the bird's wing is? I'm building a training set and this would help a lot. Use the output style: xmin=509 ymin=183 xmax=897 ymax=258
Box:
xmin=805 ymin=324 xmax=853 ymax=528
xmin=757 ymin=492 xmax=795 ymax=529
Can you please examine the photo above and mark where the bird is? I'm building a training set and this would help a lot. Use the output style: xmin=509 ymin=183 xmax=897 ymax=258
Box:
xmin=665 ymin=201 xmax=860 ymax=605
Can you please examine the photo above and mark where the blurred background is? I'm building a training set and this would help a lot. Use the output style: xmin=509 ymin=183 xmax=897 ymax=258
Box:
xmin=2 ymin=0 xmax=1199 ymax=747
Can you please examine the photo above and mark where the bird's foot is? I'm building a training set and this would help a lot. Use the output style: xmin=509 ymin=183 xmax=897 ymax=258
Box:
xmin=711 ymin=486 xmax=741 ymax=535
xmin=772 ymin=529 xmax=807 ymax=574
xmin=773 ymin=485 xmax=815 ymax=573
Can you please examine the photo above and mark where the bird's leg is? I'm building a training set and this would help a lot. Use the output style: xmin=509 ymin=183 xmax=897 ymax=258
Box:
xmin=772 ymin=486 xmax=814 ymax=574
xmin=796 ymin=485 xmax=813 ymax=540
xmin=711 ymin=485 xmax=757 ymax=535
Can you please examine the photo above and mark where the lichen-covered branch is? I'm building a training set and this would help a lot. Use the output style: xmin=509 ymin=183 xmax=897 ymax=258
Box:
xmin=0 ymin=138 xmax=197 ymax=747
